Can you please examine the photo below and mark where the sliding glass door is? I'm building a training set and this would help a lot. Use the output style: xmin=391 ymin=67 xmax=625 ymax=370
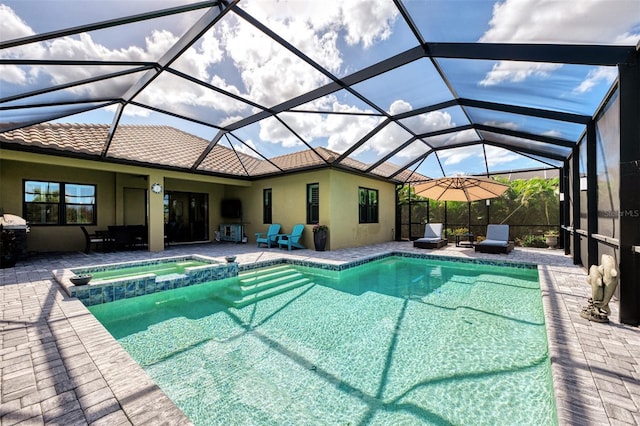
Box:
xmin=164 ymin=191 xmax=209 ymax=243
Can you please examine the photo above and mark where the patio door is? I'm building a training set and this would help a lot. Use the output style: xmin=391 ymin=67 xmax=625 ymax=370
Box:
xmin=164 ymin=191 xmax=209 ymax=243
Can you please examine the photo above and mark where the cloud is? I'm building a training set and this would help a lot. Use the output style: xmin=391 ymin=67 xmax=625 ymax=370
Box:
xmin=424 ymin=129 xmax=478 ymax=149
xmin=542 ymin=129 xmax=563 ymax=138
xmin=260 ymin=95 xmax=381 ymax=153
xmin=118 ymin=104 xmax=150 ymax=117
xmin=481 ymin=0 xmax=640 ymax=44
xmin=388 ymin=102 xmax=462 ymax=158
xmin=479 ymin=61 xmax=561 ymax=86
xmin=221 ymin=0 xmax=398 ymax=109
xmin=325 ymin=112 xmax=381 ymax=153
xmin=437 ymin=144 xmax=522 ymax=170
xmin=482 ymin=120 xmax=519 ymax=130
xmin=2 ymin=1 xmax=399 ymax=151
xmin=342 ymin=0 xmax=398 ymax=48
xmin=232 ymin=138 xmax=260 ymax=158
xmin=0 ymin=5 xmax=43 ymax=85
xmin=0 ymin=4 xmax=33 ymax=40
xmin=572 ymin=66 xmax=618 ymax=94
xmin=479 ymin=0 xmax=640 ymax=87
xmin=484 ymin=145 xmax=521 ymax=167
xmin=439 ymin=148 xmax=477 ymax=166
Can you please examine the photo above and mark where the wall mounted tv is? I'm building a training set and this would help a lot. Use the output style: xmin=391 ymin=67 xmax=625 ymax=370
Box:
xmin=221 ymin=199 xmax=242 ymax=218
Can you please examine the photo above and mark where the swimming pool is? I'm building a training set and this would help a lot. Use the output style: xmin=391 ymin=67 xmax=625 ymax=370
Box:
xmin=90 ymin=255 xmax=557 ymax=425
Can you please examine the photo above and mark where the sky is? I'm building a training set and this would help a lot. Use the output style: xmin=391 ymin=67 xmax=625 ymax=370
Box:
xmin=1 ymin=0 xmax=639 ymax=178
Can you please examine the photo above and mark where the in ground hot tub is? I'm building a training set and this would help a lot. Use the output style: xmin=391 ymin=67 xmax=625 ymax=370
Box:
xmin=54 ymin=255 xmax=238 ymax=306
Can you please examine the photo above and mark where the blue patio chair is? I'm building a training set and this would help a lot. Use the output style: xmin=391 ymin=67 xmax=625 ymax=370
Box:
xmin=255 ymin=224 xmax=281 ymax=248
xmin=475 ymin=224 xmax=514 ymax=254
xmin=277 ymin=224 xmax=305 ymax=251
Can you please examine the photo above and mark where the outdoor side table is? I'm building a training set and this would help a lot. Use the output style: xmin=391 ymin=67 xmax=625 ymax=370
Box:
xmin=455 ymin=233 xmax=475 ymax=247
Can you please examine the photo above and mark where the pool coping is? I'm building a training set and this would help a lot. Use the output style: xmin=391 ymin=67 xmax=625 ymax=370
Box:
xmin=237 ymin=250 xmax=538 ymax=273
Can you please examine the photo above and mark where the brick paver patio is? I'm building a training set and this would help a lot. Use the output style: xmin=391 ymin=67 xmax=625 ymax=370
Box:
xmin=1 ymin=242 xmax=638 ymax=425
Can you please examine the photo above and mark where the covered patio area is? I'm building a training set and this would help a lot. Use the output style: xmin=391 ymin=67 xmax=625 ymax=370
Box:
xmin=1 ymin=243 xmax=638 ymax=425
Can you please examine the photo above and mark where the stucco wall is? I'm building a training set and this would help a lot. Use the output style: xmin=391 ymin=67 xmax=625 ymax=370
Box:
xmin=2 ymin=152 xmax=396 ymax=252
xmin=1 ymin=159 xmax=117 ymax=252
xmin=1 ymin=154 xmax=246 ymax=253
xmin=328 ymin=170 xmax=396 ymax=250
xmin=235 ymin=169 xmax=396 ymax=250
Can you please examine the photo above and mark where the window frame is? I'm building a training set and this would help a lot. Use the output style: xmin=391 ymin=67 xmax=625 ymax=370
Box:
xmin=263 ymin=188 xmax=272 ymax=224
xmin=23 ymin=179 xmax=97 ymax=226
xmin=306 ymin=183 xmax=319 ymax=224
xmin=359 ymin=187 xmax=379 ymax=224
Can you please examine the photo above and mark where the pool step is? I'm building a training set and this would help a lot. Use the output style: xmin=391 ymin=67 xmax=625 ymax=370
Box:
xmin=235 ymin=265 xmax=296 ymax=289
xmin=218 ymin=266 xmax=312 ymax=308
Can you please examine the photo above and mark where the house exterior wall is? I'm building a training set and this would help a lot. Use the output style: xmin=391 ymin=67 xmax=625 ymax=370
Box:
xmin=2 ymin=150 xmax=395 ymax=253
xmin=234 ymin=169 xmax=329 ymax=250
xmin=1 ymin=158 xmax=117 ymax=252
xmin=236 ymin=169 xmax=396 ymax=250
xmin=329 ymin=170 xmax=396 ymax=250
xmin=1 ymin=151 xmax=249 ymax=252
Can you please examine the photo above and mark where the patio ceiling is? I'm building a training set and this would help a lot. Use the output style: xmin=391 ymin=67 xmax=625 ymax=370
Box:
xmin=1 ymin=0 xmax=639 ymax=183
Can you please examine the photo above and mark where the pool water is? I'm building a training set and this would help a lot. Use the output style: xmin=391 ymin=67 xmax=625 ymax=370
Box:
xmin=87 ymin=260 xmax=210 ymax=282
xmin=90 ymin=257 xmax=557 ymax=425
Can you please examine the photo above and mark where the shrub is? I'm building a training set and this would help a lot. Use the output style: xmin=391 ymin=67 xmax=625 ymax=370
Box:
xmin=518 ymin=234 xmax=547 ymax=248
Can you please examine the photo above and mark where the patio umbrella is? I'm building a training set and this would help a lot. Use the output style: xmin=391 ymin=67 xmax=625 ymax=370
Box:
xmin=412 ymin=176 xmax=509 ymax=202
xmin=412 ymin=176 xmax=510 ymax=233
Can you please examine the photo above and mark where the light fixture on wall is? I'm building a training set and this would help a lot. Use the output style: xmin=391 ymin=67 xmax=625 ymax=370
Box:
xmin=580 ymin=176 xmax=588 ymax=191
xmin=151 ymin=183 xmax=163 ymax=194
xmin=559 ymin=192 xmax=565 ymax=201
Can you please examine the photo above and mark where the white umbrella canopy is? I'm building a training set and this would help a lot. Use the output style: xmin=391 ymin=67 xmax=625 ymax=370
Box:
xmin=412 ymin=176 xmax=509 ymax=202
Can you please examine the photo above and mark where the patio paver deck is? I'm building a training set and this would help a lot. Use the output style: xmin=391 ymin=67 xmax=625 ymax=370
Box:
xmin=1 ymin=242 xmax=638 ymax=425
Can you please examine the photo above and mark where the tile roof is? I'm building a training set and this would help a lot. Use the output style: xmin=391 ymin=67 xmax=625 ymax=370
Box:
xmin=108 ymin=125 xmax=208 ymax=169
xmin=1 ymin=123 xmax=108 ymax=155
xmin=1 ymin=123 xmax=428 ymax=181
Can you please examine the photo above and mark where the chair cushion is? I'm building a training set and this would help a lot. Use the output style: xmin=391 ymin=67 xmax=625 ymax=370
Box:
xmin=415 ymin=237 xmax=443 ymax=243
xmin=478 ymin=239 xmax=509 ymax=247
xmin=486 ymin=225 xmax=509 ymax=242
xmin=424 ymin=223 xmax=443 ymax=239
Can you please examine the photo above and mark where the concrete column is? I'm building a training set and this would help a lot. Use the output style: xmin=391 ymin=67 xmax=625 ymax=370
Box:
xmin=147 ymin=173 xmax=165 ymax=252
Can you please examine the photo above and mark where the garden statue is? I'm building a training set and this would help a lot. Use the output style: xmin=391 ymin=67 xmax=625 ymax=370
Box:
xmin=580 ymin=254 xmax=619 ymax=323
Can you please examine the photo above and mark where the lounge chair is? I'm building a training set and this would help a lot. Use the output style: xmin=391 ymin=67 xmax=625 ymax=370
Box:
xmin=255 ymin=224 xmax=281 ymax=248
xmin=413 ymin=223 xmax=448 ymax=249
xmin=474 ymin=224 xmax=514 ymax=254
xmin=277 ymin=224 xmax=305 ymax=251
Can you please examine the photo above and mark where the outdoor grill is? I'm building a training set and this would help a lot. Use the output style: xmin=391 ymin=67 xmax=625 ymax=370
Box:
xmin=0 ymin=213 xmax=29 ymax=259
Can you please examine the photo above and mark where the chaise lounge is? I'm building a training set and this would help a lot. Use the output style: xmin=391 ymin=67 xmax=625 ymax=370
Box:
xmin=413 ymin=223 xmax=448 ymax=249
xmin=474 ymin=224 xmax=514 ymax=254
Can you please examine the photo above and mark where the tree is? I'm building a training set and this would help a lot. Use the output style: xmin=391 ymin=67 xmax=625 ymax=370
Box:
xmin=501 ymin=177 xmax=559 ymax=225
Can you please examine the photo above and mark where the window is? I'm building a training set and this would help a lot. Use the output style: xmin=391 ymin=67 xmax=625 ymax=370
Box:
xmin=263 ymin=188 xmax=272 ymax=224
xmin=24 ymin=180 xmax=96 ymax=225
xmin=307 ymin=183 xmax=319 ymax=224
xmin=359 ymin=187 xmax=378 ymax=223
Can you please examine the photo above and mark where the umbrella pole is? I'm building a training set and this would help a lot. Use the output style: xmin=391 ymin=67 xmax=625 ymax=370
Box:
xmin=444 ymin=201 xmax=448 ymax=238
xmin=468 ymin=202 xmax=471 ymax=234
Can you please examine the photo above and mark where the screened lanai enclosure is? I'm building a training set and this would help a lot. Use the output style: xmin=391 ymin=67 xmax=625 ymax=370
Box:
xmin=1 ymin=1 xmax=639 ymax=324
